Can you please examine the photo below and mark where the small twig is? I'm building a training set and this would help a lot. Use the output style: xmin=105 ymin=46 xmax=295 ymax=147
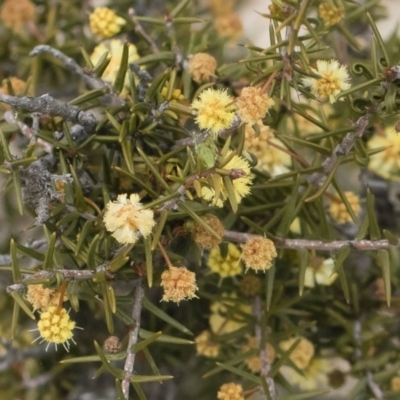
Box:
xmin=224 ymin=230 xmax=400 ymax=251
xmin=128 ymin=8 xmax=160 ymax=54
xmin=308 ymin=109 xmax=374 ymax=188
xmin=30 ymin=45 xmax=95 ymax=86
xmin=0 ymin=93 xmax=97 ymax=131
xmin=122 ymin=280 xmax=145 ymax=399
xmin=366 ymin=371 xmax=383 ymax=399
xmin=6 ymin=267 xmax=115 ymax=294
xmin=30 ymin=45 xmax=125 ymax=107
xmin=3 ymin=110 xmax=52 ymax=154
xmin=165 ymin=13 xmax=182 ymax=68
xmin=253 ymin=296 xmax=276 ymax=399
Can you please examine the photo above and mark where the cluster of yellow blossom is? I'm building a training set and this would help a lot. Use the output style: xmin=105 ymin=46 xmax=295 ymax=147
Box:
xmin=318 ymin=3 xmax=345 ymax=27
xmin=189 ymin=53 xmax=217 ymax=84
xmin=103 ymin=193 xmax=155 ymax=244
xmin=301 ymin=59 xmax=351 ymax=104
xmin=90 ymin=40 xmax=139 ymax=86
xmin=207 ymin=243 xmax=242 ymax=277
xmin=200 ymin=151 xmax=253 ymax=207
xmin=329 ymin=191 xmax=361 ymax=224
xmin=241 ymin=237 xmax=277 ymax=272
xmin=304 ymin=256 xmax=338 ymax=288
xmin=367 ymin=126 xmax=400 ymax=180
xmin=34 ymin=306 xmax=77 ymax=351
xmin=190 ymin=214 xmax=225 ymax=249
xmin=191 ymin=87 xmax=275 ymax=137
xmin=279 ymin=336 xmax=315 ymax=370
xmin=217 ymin=382 xmax=244 ymax=400
xmin=160 ymin=86 xmax=185 ymax=102
xmin=89 ymin=7 xmax=126 ymax=38
xmin=195 ymin=330 xmax=220 ymax=357
xmin=191 ymin=88 xmax=236 ymax=136
xmin=242 ymin=336 xmax=276 ymax=373
xmin=160 ymin=266 xmax=198 ymax=303
xmin=244 ymin=122 xmax=291 ymax=176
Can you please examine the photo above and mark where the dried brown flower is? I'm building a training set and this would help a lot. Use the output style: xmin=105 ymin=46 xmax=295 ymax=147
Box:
xmin=0 ymin=0 xmax=35 ymax=31
xmin=190 ymin=214 xmax=225 ymax=249
xmin=237 ymin=86 xmax=275 ymax=124
xmin=160 ymin=266 xmax=198 ymax=303
xmin=103 ymin=336 xmax=122 ymax=353
xmin=239 ymin=275 xmax=261 ymax=297
xmin=188 ymin=53 xmax=217 ymax=83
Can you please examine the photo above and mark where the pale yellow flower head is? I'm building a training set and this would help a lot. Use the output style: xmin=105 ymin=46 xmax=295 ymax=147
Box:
xmin=36 ymin=306 xmax=77 ymax=351
xmin=279 ymin=336 xmax=315 ymax=370
xmin=160 ymin=266 xmax=198 ymax=303
xmin=241 ymin=237 xmax=277 ymax=272
xmin=301 ymin=59 xmax=351 ymax=103
xmin=280 ymin=358 xmax=332 ymax=391
xmin=195 ymin=330 xmax=220 ymax=357
xmin=90 ymin=40 xmax=139 ymax=84
xmin=207 ymin=243 xmax=242 ymax=278
xmin=237 ymin=86 xmax=274 ymax=124
xmin=368 ymin=126 xmax=400 ymax=180
xmin=217 ymin=382 xmax=244 ymax=400
xmin=103 ymin=193 xmax=155 ymax=244
xmin=189 ymin=53 xmax=217 ymax=84
xmin=304 ymin=256 xmax=338 ymax=288
xmin=319 ymin=3 xmax=345 ymax=27
xmin=89 ymin=7 xmax=126 ymax=38
xmin=244 ymin=122 xmax=291 ymax=176
xmin=191 ymin=88 xmax=236 ymax=136
xmin=200 ymin=151 xmax=252 ymax=207
xmin=329 ymin=191 xmax=360 ymax=224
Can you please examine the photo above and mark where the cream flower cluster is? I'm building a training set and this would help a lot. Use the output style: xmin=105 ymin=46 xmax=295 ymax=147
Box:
xmin=329 ymin=191 xmax=361 ymax=224
xmin=368 ymin=126 xmax=400 ymax=180
xmin=103 ymin=193 xmax=155 ymax=244
xmin=302 ymin=59 xmax=351 ymax=103
xmin=160 ymin=266 xmax=198 ymax=303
